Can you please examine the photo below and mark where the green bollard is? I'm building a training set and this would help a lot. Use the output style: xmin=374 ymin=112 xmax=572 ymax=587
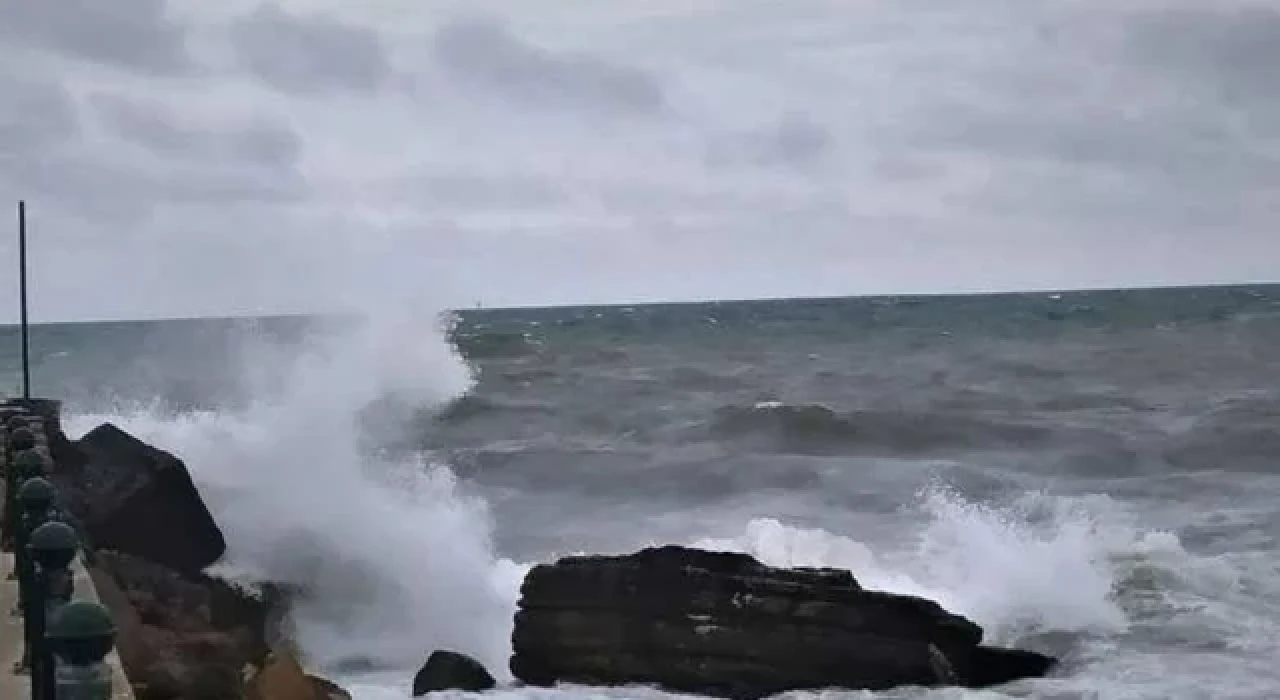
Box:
xmin=13 ymin=477 xmax=59 ymax=674
xmin=47 ymin=601 xmax=117 ymax=700
xmin=3 ymin=425 xmax=37 ymax=549
xmin=7 ymin=424 xmax=36 ymax=453
xmin=8 ymin=450 xmax=50 ymax=532
xmin=3 ymin=425 xmax=37 ymax=533
xmin=16 ymin=475 xmax=58 ymax=602
xmin=6 ymin=449 xmax=48 ymax=582
xmin=28 ymin=521 xmax=79 ymax=700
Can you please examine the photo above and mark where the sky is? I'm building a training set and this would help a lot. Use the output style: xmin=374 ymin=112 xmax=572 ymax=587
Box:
xmin=0 ymin=0 xmax=1277 ymax=321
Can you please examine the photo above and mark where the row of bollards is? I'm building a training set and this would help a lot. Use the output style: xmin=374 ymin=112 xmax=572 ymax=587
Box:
xmin=2 ymin=407 xmax=118 ymax=700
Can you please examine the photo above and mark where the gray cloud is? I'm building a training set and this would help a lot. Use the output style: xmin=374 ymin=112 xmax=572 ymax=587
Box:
xmin=703 ymin=113 xmax=834 ymax=170
xmin=0 ymin=74 xmax=80 ymax=156
xmin=1 ymin=86 xmax=306 ymax=228
xmin=89 ymin=92 xmax=302 ymax=169
xmin=228 ymin=5 xmax=392 ymax=94
xmin=431 ymin=17 xmax=666 ymax=115
xmin=908 ymin=100 xmax=1279 ymax=194
xmin=0 ymin=0 xmax=191 ymax=74
xmin=1124 ymin=6 xmax=1280 ymax=109
xmin=409 ymin=172 xmax=566 ymax=209
xmin=1 ymin=2 xmax=1278 ymax=320
xmin=14 ymin=149 xmax=305 ymax=229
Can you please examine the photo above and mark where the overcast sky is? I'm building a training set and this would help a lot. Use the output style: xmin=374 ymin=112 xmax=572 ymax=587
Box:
xmin=0 ymin=0 xmax=1276 ymax=321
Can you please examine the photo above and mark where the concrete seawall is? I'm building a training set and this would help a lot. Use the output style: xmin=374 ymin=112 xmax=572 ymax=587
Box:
xmin=1 ymin=398 xmax=135 ymax=699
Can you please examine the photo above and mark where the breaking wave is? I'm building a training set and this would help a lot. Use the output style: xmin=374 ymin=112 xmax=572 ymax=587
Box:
xmin=708 ymin=401 xmax=1058 ymax=456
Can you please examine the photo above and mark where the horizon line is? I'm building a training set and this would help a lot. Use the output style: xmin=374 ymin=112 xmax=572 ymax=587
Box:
xmin=1 ymin=278 xmax=1277 ymax=328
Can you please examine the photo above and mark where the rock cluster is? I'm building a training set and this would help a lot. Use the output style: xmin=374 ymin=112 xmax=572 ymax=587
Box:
xmin=510 ymin=545 xmax=1056 ymax=698
xmin=6 ymin=404 xmax=286 ymax=700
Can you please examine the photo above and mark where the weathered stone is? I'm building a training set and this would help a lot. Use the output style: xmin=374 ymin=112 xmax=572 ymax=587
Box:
xmin=88 ymin=550 xmax=277 ymax=699
xmin=58 ymin=423 xmax=226 ymax=575
xmin=5 ymin=410 xmax=296 ymax=699
xmin=245 ymin=651 xmax=318 ymax=700
xmin=308 ymin=674 xmax=353 ymax=700
xmin=948 ymin=645 xmax=1058 ymax=688
xmin=413 ymin=650 xmax=496 ymax=696
xmin=510 ymin=545 xmax=1056 ymax=698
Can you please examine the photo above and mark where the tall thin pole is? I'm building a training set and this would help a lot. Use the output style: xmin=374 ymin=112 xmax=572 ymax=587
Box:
xmin=18 ymin=200 xmax=30 ymax=400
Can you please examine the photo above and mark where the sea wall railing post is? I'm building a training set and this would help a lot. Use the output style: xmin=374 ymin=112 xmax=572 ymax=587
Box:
xmin=16 ymin=475 xmax=57 ymax=675
xmin=48 ymin=601 xmax=117 ymax=700
xmin=9 ymin=447 xmax=49 ymax=580
xmin=28 ymin=520 xmax=79 ymax=700
xmin=4 ymin=405 xmax=118 ymax=699
xmin=3 ymin=420 xmax=36 ymax=559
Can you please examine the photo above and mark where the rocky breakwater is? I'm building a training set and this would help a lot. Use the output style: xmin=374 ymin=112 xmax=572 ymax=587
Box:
xmin=1 ymin=398 xmax=323 ymax=699
xmin=510 ymin=545 xmax=1057 ymax=698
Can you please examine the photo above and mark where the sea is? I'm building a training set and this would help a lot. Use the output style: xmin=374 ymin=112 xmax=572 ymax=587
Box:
xmin=3 ymin=283 xmax=1280 ymax=700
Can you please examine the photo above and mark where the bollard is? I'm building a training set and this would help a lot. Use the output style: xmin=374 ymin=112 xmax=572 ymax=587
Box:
xmin=7 ymin=449 xmax=49 ymax=581
xmin=3 ymin=425 xmax=37 ymax=549
xmin=16 ymin=475 xmax=58 ymax=604
xmin=7 ymin=424 xmax=36 ymax=453
xmin=4 ymin=426 xmax=38 ymax=536
xmin=28 ymin=521 xmax=79 ymax=700
xmin=14 ymin=477 xmax=59 ymax=673
xmin=47 ymin=601 xmax=117 ymax=700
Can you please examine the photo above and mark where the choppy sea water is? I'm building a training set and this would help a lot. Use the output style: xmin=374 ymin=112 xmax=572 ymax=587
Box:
xmin=4 ymin=285 xmax=1280 ymax=700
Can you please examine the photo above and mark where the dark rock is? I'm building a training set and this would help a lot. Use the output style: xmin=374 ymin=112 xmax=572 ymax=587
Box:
xmin=88 ymin=550 xmax=279 ymax=699
xmin=413 ymin=650 xmax=496 ymax=696
xmin=510 ymin=545 xmax=1056 ymax=698
xmin=309 ymin=674 xmax=354 ymax=700
xmin=245 ymin=651 xmax=323 ymax=700
xmin=9 ymin=410 xmax=291 ymax=699
xmin=56 ymin=422 xmax=226 ymax=575
xmin=949 ymin=645 xmax=1058 ymax=688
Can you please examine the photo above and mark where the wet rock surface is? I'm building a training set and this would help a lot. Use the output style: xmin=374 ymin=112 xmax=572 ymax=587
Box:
xmin=511 ymin=545 xmax=1056 ymax=698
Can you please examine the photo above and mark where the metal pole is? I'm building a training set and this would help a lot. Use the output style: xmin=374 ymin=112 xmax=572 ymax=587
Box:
xmin=18 ymin=200 xmax=30 ymax=400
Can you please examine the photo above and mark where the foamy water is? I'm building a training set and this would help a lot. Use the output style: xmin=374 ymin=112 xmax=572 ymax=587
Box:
xmin=59 ymin=303 xmax=1280 ymax=700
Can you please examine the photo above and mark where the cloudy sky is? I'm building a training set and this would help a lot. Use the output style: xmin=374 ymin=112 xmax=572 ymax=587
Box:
xmin=0 ymin=0 xmax=1276 ymax=321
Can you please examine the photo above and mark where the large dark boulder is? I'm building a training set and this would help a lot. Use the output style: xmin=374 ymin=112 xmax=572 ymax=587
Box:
xmin=56 ymin=422 xmax=226 ymax=575
xmin=7 ymin=412 xmax=291 ymax=699
xmin=413 ymin=650 xmax=496 ymax=696
xmin=510 ymin=545 xmax=1056 ymax=698
xmin=88 ymin=550 xmax=280 ymax=700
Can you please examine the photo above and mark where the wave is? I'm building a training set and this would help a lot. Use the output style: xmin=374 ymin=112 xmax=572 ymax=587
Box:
xmin=453 ymin=330 xmax=544 ymax=359
xmin=64 ymin=309 xmax=526 ymax=678
xmin=708 ymin=401 xmax=1059 ymax=456
xmin=436 ymin=395 xmax=559 ymax=424
xmin=1162 ymin=394 xmax=1280 ymax=472
xmin=687 ymin=485 xmax=1280 ymax=698
xmin=53 ymin=312 xmax=1279 ymax=699
xmin=66 ymin=380 xmax=1270 ymax=699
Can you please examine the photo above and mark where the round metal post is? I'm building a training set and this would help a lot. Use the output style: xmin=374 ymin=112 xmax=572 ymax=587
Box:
xmin=8 ymin=424 xmax=35 ymax=453
xmin=14 ymin=477 xmax=58 ymax=674
xmin=6 ymin=448 xmax=47 ymax=583
xmin=3 ymin=425 xmax=36 ymax=549
xmin=28 ymin=521 xmax=79 ymax=700
xmin=47 ymin=601 xmax=117 ymax=700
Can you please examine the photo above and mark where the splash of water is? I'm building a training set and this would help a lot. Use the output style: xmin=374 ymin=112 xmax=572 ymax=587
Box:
xmin=65 ymin=307 xmax=528 ymax=677
xmin=692 ymin=485 xmax=1151 ymax=646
